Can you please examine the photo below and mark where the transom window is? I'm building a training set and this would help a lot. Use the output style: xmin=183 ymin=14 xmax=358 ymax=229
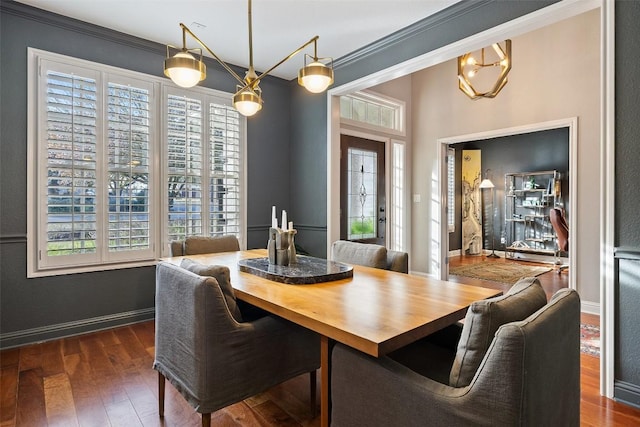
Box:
xmin=27 ymin=49 xmax=246 ymax=277
xmin=340 ymin=91 xmax=405 ymax=134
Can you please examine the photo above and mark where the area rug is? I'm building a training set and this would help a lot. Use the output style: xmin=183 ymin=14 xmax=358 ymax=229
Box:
xmin=449 ymin=262 xmax=552 ymax=285
xmin=581 ymin=323 xmax=600 ymax=357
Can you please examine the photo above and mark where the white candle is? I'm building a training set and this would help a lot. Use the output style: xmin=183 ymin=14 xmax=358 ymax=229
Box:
xmin=271 ymin=206 xmax=277 ymax=228
xmin=281 ymin=210 xmax=287 ymax=230
xmin=289 ymin=221 xmax=293 ymax=231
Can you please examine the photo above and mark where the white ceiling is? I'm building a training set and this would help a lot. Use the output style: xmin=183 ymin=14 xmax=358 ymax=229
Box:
xmin=15 ymin=0 xmax=460 ymax=80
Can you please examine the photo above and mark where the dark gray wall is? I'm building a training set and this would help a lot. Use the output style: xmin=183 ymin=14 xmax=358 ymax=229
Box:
xmin=288 ymin=0 xmax=559 ymax=258
xmin=0 ymin=1 xmax=291 ymax=347
xmin=449 ymin=128 xmax=570 ymax=251
xmin=614 ymin=0 xmax=640 ymax=409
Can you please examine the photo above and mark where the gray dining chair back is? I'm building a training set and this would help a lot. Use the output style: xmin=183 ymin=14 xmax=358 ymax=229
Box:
xmin=331 ymin=240 xmax=409 ymax=273
xmin=154 ymin=261 xmax=320 ymax=426
xmin=168 ymin=235 xmax=240 ymax=257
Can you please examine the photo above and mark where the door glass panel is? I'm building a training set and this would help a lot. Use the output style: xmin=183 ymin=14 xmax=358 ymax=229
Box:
xmin=347 ymin=148 xmax=377 ymax=240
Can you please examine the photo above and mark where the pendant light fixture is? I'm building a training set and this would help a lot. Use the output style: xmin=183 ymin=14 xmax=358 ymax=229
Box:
xmin=458 ymin=40 xmax=511 ymax=99
xmin=164 ymin=0 xmax=334 ymax=116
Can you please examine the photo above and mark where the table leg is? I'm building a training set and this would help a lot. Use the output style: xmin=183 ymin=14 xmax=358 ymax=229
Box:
xmin=320 ymin=335 xmax=335 ymax=427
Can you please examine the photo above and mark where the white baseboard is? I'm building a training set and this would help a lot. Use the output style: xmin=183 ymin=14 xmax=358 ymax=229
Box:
xmin=581 ymin=300 xmax=600 ymax=316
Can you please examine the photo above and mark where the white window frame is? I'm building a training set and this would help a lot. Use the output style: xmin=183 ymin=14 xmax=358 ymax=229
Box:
xmin=27 ymin=48 xmax=246 ymax=277
xmin=340 ymin=90 xmax=406 ymax=136
xmin=390 ymin=140 xmax=406 ymax=252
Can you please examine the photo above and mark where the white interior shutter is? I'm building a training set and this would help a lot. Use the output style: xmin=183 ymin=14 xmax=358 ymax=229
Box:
xmin=208 ymin=103 xmax=241 ymax=237
xmin=166 ymin=93 xmax=204 ymax=240
xmin=38 ymin=61 xmax=101 ymax=268
xmin=105 ymin=78 xmax=155 ymax=260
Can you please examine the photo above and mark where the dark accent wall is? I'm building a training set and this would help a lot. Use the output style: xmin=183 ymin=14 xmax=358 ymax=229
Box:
xmin=0 ymin=1 xmax=291 ymax=347
xmin=614 ymin=0 xmax=640 ymax=409
xmin=449 ymin=128 xmax=570 ymax=252
xmin=288 ymin=0 xmax=560 ymax=258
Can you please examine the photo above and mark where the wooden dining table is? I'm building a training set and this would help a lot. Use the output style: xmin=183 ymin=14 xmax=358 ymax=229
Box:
xmin=162 ymin=249 xmax=501 ymax=426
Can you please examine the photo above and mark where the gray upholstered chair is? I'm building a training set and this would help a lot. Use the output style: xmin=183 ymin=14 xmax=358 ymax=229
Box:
xmin=168 ymin=234 xmax=240 ymax=257
xmin=154 ymin=261 xmax=320 ymax=426
xmin=386 ymin=249 xmax=409 ymax=274
xmin=331 ymin=240 xmax=409 ymax=273
xmin=331 ymin=281 xmax=580 ymax=426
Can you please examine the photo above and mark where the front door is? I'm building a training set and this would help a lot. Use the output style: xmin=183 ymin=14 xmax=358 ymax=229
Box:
xmin=340 ymin=135 xmax=386 ymax=246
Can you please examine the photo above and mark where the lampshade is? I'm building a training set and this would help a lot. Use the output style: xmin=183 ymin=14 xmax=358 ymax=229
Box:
xmin=164 ymin=51 xmax=206 ymax=88
xmin=298 ymin=61 xmax=334 ymax=93
xmin=233 ymin=89 xmax=263 ymax=117
xmin=479 ymin=178 xmax=495 ymax=189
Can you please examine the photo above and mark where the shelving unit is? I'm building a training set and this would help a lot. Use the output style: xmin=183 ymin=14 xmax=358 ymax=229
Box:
xmin=504 ymin=170 xmax=561 ymax=258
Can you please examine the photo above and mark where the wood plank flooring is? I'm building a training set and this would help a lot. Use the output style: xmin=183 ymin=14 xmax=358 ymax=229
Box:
xmin=1 ymin=256 xmax=639 ymax=426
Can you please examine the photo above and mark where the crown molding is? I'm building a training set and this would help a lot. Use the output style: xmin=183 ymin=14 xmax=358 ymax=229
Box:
xmin=332 ymin=0 xmax=493 ymax=71
xmin=1 ymin=0 xmax=164 ymax=55
xmin=1 ymin=0 xmax=281 ymax=81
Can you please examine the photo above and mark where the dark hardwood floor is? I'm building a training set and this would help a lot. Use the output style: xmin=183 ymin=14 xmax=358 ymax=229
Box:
xmin=1 ymin=256 xmax=639 ymax=426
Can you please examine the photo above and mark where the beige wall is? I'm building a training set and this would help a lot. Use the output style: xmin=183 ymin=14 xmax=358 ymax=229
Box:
xmin=411 ymin=9 xmax=601 ymax=303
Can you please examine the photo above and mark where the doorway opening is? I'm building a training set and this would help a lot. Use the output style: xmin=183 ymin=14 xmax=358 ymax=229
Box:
xmin=438 ymin=118 xmax=577 ymax=293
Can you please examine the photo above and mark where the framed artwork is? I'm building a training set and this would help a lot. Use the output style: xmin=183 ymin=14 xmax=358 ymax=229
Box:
xmin=461 ymin=150 xmax=482 ymax=255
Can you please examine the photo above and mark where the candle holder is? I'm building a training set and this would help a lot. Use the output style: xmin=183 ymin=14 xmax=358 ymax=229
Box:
xmin=267 ymin=227 xmax=297 ymax=266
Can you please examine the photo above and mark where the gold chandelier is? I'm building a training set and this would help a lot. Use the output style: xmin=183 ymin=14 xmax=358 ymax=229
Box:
xmin=164 ymin=0 xmax=334 ymax=116
xmin=458 ymin=40 xmax=511 ymax=99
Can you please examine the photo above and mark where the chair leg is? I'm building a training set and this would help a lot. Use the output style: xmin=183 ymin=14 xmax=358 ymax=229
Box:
xmin=202 ymin=413 xmax=211 ymax=427
xmin=309 ymin=370 xmax=317 ymax=418
xmin=158 ymin=372 xmax=165 ymax=417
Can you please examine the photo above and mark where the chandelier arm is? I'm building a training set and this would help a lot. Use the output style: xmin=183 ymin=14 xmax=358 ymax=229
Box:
xmin=235 ymin=36 xmax=320 ymax=94
xmin=180 ymin=23 xmax=246 ymax=86
xmin=248 ymin=0 xmax=254 ymax=68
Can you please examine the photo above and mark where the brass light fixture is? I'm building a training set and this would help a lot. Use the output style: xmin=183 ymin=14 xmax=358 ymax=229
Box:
xmin=164 ymin=0 xmax=334 ymax=116
xmin=458 ymin=40 xmax=511 ymax=99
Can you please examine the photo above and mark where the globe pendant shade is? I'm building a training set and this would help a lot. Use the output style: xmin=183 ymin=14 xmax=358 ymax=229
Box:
xmin=233 ymin=90 xmax=263 ymax=117
xmin=298 ymin=62 xmax=334 ymax=93
xmin=164 ymin=51 xmax=206 ymax=88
